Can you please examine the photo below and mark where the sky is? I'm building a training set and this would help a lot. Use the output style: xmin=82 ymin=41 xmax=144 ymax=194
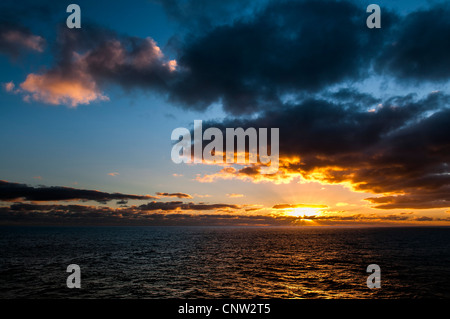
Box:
xmin=0 ymin=0 xmax=449 ymax=226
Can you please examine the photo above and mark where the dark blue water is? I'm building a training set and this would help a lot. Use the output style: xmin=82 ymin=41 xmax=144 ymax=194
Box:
xmin=1 ymin=226 xmax=449 ymax=298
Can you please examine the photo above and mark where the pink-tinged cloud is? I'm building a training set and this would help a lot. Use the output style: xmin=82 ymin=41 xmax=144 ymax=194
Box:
xmin=10 ymin=32 xmax=176 ymax=107
xmin=2 ymin=30 xmax=45 ymax=52
xmin=0 ymin=27 xmax=45 ymax=56
xmin=19 ymin=68 xmax=109 ymax=107
xmin=164 ymin=59 xmax=177 ymax=72
xmin=3 ymin=81 xmax=15 ymax=92
xmin=108 ymin=172 xmax=119 ymax=177
xmin=128 ymin=38 xmax=163 ymax=67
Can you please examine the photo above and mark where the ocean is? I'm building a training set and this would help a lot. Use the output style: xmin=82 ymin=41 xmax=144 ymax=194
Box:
xmin=1 ymin=226 xmax=449 ymax=298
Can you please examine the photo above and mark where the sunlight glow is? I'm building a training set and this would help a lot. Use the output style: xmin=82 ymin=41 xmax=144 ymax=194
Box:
xmin=287 ymin=207 xmax=322 ymax=218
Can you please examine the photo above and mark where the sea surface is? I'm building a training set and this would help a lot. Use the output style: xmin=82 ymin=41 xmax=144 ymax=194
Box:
xmin=1 ymin=226 xmax=449 ymax=299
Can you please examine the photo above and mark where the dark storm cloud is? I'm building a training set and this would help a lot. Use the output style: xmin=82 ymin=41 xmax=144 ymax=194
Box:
xmin=154 ymin=0 xmax=266 ymax=30
xmin=92 ymin=0 xmax=450 ymax=112
xmin=78 ymin=28 xmax=176 ymax=90
xmin=326 ymin=88 xmax=382 ymax=107
xmin=0 ymin=0 xmax=56 ymax=21
xmin=366 ymin=188 xmax=450 ymax=209
xmin=203 ymin=91 xmax=450 ymax=209
xmin=168 ymin=0 xmax=394 ymax=114
xmin=0 ymin=180 xmax=157 ymax=203
xmin=7 ymin=0 xmax=397 ymax=112
xmin=206 ymin=92 xmax=448 ymax=157
xmin=375 ymin=3 xmax=450 ymax=81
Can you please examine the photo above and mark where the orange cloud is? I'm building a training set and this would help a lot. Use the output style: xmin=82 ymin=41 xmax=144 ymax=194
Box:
xmin=1 ymin=30 xmax=45 ymax=52
xmin=3 ymin=81 xmax=15 ymax=92
xmin=164 ymin=59 xmax=177 ymax=72
xmin=226 ymin=193 xmax=244 ymax=198
xmin=195 ymin=154 xmax=450 ymax=211
xmin=20 ymin=70 xmax=108 ymax=107
xmin=195 ymin=162 xmax=302 ymax=184
xmin=9 ymin=33 xmax=175 ymax=107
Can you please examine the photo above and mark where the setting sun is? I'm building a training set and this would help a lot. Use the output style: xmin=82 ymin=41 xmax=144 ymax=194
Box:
xmin=287 ymin=207 xmax=322 ymax=218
